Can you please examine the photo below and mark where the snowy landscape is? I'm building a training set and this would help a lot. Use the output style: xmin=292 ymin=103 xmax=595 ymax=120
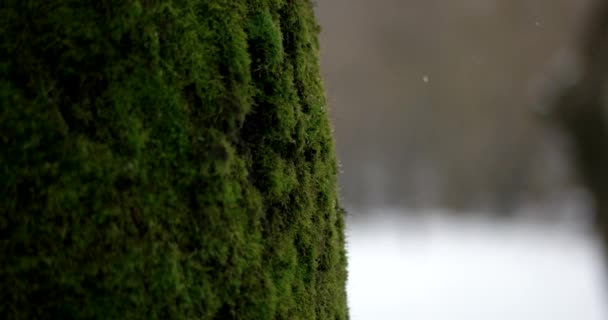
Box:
xmin=346 ymin=209 xmax=608 ymax=320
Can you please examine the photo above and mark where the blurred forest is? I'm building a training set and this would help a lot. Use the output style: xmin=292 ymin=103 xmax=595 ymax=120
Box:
xmin=316 ymin=0 xmax=597 ymax=215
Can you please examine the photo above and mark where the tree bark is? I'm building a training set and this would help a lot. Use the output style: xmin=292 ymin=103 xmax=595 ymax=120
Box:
xmin=0 ymin=1 xmax=347 ymax=319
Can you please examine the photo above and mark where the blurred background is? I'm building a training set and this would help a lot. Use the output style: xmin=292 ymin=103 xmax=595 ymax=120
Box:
xmin=314 ymin=0 xmax=608 ymax=319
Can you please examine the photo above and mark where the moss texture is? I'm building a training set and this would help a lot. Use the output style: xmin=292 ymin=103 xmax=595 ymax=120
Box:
xmin=0 ymin=1 xmax=347 ymax=319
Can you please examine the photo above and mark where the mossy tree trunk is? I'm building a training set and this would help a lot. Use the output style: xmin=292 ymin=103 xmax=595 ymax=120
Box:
xmin=556 ymin=2 xmax=608 ymax=255
xmin=0 ymin=1 xmax=347 ymax=319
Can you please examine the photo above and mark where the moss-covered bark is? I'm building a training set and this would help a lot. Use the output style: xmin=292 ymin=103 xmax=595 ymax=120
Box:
xmin=0 ymin=1 xmax=347 ymax=319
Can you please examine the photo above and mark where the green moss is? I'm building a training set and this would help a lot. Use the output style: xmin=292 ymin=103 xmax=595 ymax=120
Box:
xmin=0 ymin=0 xmax=347 ymax=319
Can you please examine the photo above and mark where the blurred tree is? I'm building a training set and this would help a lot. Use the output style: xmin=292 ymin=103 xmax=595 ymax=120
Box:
xmin=0 ymin=1 xmax=346 ymax=319
xmin=555 ymin=1 xmax=608 ymax=252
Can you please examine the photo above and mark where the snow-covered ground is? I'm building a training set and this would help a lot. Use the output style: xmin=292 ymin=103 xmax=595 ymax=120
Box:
xmin=346 ymin=209 xmax=608 ymax=320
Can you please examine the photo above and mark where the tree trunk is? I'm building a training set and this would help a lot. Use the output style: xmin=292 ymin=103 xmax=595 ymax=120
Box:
xmin=556 ymin=1 xmax=608 ymax=256
xmin=0 ymin=1 xmax=347 ymax=319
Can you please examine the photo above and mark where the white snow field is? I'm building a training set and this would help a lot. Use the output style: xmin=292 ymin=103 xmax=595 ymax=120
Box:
xmin=346 ymin=209 xmax=608 ymax=320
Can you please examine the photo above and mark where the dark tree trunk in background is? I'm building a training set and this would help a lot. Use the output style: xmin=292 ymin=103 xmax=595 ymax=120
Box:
xmin=0 ymin=1 xmax=347 ymax=319
xmin=556 ymin=2 xmax=608 ymax=254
